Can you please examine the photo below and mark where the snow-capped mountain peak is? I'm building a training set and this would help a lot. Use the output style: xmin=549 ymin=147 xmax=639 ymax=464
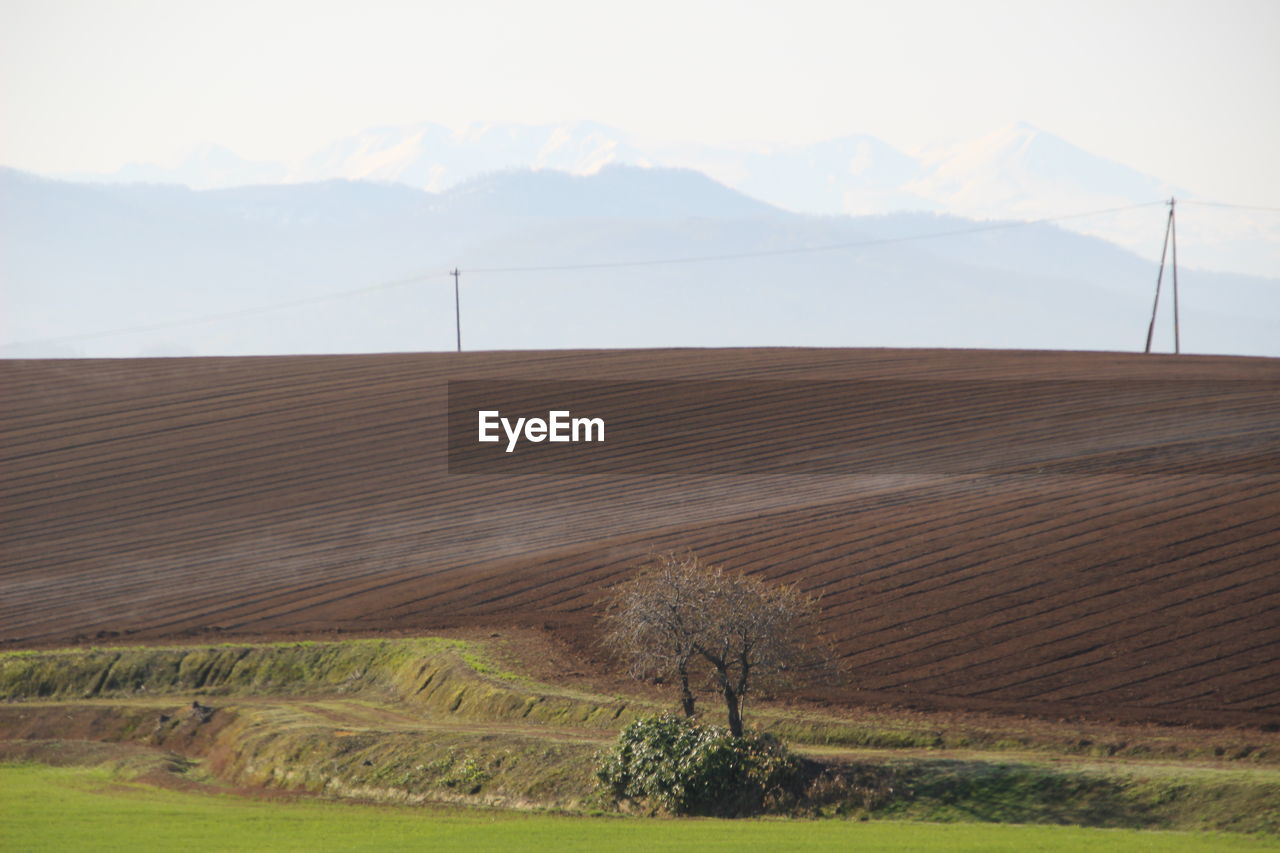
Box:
xmin=40 ymin=119 xmax=1277 ymax=276
xmin=909 ymin=121 xmax=1173 ymax=214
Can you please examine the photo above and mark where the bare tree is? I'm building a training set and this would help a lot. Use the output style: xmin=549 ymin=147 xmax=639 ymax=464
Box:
xmin=693 ymin=566 xmax=832 ymax=737
xmin=601 ymin=552 xmax=834 ymax=736
xmin=600 ymin=551 xmax=708 ymax=717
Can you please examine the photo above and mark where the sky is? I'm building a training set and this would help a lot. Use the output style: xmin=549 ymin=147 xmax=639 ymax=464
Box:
xmin=2 ymin=0 xmax=1278 ymax=204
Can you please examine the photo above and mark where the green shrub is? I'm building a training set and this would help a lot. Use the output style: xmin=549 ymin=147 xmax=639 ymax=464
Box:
xmin=595 ymin=713 xmax=801 ymax=817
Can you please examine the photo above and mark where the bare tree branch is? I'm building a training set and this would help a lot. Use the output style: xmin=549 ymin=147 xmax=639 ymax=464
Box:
xmin=600 ymin=551 xmax=838 ymax=735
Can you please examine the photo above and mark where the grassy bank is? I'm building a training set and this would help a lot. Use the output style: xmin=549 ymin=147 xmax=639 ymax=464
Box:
xmin=4 ymin=638 xmax=1273 ymax=763
xmin=2 ymin=638 xmax=1278 ymax=834
xmin=0 ymin=638 xmax=638 ymax=729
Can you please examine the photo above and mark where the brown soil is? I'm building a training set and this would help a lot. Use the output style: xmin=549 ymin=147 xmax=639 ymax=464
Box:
xmin=2 ymin=348 xmax=1277 ymax=728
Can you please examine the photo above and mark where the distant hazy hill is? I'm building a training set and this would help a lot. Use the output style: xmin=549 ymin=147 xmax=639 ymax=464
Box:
xmin=1 ymin=164 xmax=1276 ymax=358
xmin=56 ymin=120 xmax=1280 ymax=278
xmin=434 ymin=166 xmax=780 ymax=221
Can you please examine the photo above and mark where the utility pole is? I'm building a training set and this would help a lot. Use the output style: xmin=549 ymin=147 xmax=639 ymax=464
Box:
xmin=1144 ymin=197 xmax=1180 ymax=354
xmin=1170 ymin=198 xmax=1180 ymax=354
xmin=451 ymin=268 xmax=461 ymax=352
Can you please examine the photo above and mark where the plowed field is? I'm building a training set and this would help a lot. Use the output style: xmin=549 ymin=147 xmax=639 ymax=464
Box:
xmin=3 ymin=349 xmax=1277 ymax=727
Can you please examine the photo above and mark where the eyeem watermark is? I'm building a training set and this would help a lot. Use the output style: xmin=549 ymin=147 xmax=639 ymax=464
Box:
xmin=478 ymin=410 xmax=605 ymax=453
xmin=449 ymin=379 xmax=1279 ymax=475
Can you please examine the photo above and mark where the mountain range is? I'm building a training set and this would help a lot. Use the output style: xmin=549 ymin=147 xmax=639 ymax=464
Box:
xmin=3 ymin=163 xmax=1276 ymax=359
xmin=61 ymin=121 xmax=1280 ymax=279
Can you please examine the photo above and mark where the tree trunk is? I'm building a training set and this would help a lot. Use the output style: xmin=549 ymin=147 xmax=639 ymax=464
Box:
xmin=723 ymin=683 xmax=744 ymax=737
xmin=678 ymin=660 xmax=696 ymax=717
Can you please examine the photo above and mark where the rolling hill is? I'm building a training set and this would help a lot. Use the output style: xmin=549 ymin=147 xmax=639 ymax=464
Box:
xmin=2 ymin=348 xmax=1276 ymax=728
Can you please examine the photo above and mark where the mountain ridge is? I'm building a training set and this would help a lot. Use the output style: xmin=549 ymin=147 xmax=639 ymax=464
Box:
xmin=2 ymin=164 xmax=1276 ymax=359
xmin=44 ymin=120 xmax=1278 ymax=278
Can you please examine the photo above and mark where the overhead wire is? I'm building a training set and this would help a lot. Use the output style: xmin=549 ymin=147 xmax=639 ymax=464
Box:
xmin=6 ymin=196 xmax=1266 ymax=349
xmin=464 ymin=201 xmax=1167 ymax=274
xmin=1178 ymin=200 xmax=1280 ymax=213
xmin=7 ymin=270 xmax=451 ymax=347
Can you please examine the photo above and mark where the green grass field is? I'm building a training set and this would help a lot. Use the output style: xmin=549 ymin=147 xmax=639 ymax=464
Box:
xmin=3 ymin=763 xmax=1276 ymax=853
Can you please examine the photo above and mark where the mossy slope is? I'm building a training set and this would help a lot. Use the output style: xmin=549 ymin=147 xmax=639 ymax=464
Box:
xmin=0 ymin=639 xmax=636 ymax=729
xmin=3 ymin=640 xmax=1279 ymax=832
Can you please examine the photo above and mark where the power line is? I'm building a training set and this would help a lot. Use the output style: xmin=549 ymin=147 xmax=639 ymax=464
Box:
xmin=5 ymin=198 xmax=1244 ymax=350
xmin=1179 ymin=200 xmax=1280 ymax=213
xmin=7 ymin=270 xmax=450 ymax=348
xmin=464 ymin=201 xmax=1167 ymax=274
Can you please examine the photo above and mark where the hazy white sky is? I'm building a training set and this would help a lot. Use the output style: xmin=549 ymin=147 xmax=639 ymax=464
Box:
xmin=2 ymin=0 xmax=1277 ymax=203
